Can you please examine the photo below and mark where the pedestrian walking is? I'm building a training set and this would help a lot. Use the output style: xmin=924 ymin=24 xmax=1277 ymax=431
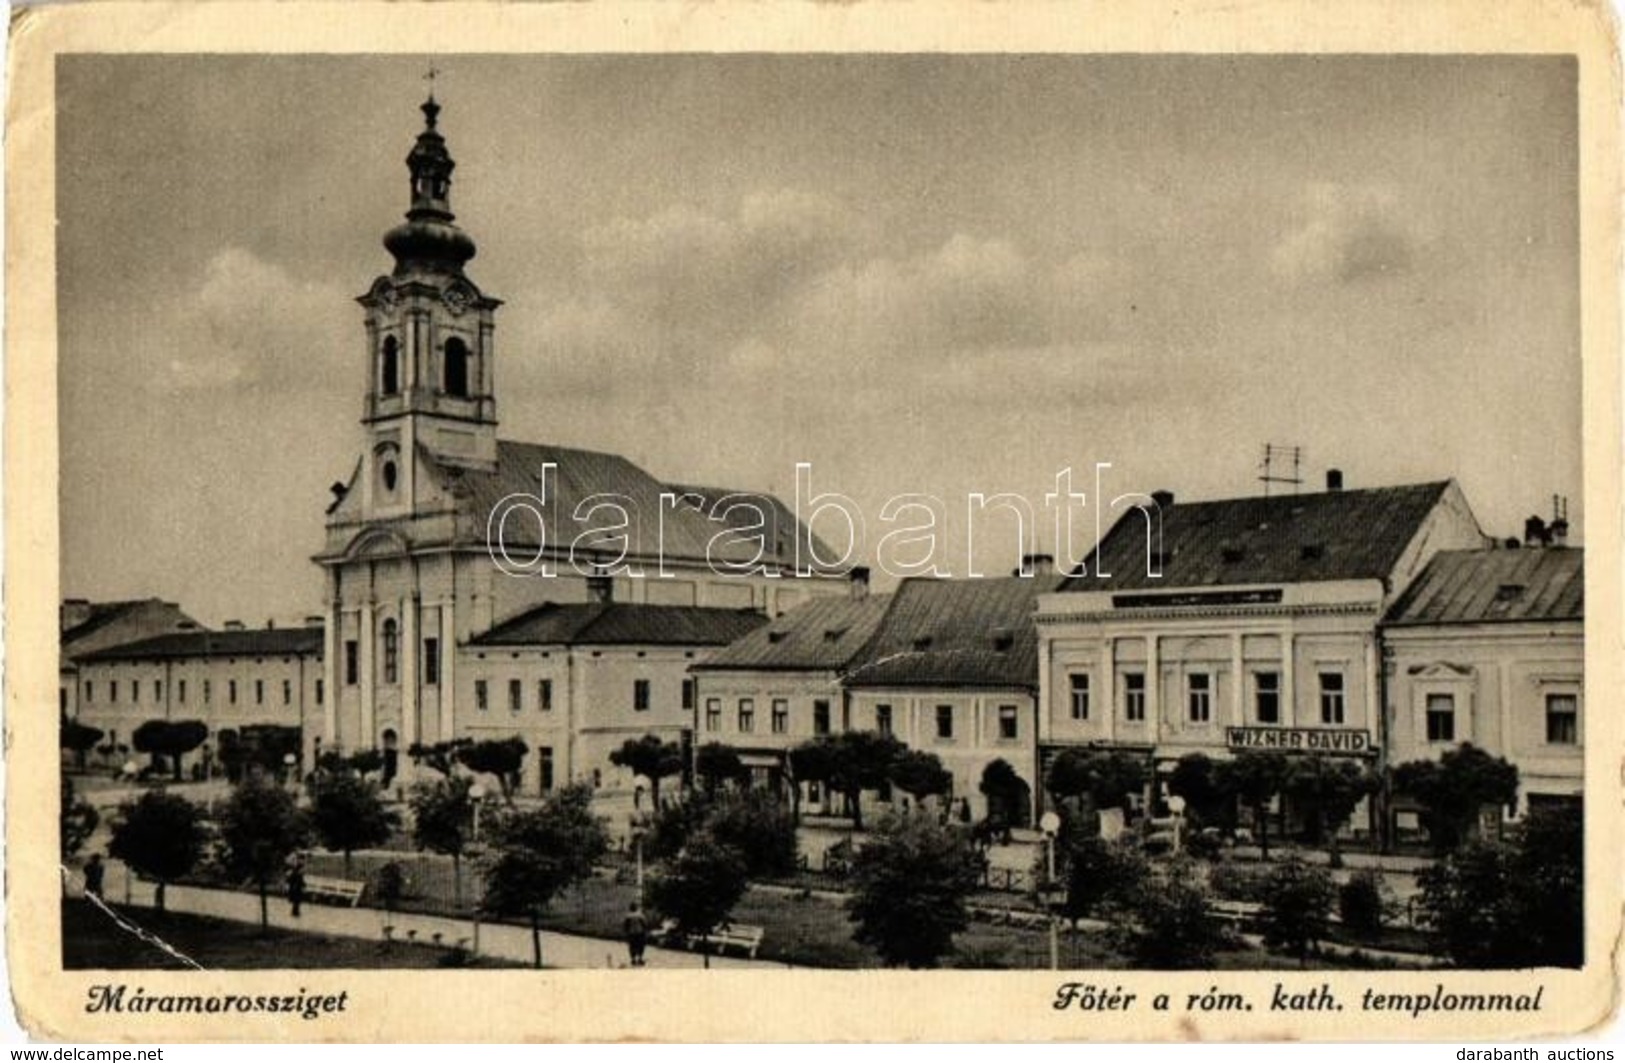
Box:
xmin=286 ymin=855 xmax=307 ymax=918
xmin=82 ymin=853 xmax=105 ymax=899
xmin=623 ymin=903 xmax=648 ymax=967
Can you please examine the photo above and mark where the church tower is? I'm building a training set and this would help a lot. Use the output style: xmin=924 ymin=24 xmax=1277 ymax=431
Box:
xmin=356 ymin=94 xmax=501 ymax=520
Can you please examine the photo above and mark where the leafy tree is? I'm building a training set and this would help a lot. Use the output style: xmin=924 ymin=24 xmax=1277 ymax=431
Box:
xmin=218 ymin=725 xmax=301 ymax=783
xmin=1282 ymin=755 xmax=1378 ymax=866
xmin=1167 ymin=753 xmax=1232 ymax=828
xmin=1258 ymin=853 xmax=1337 ymax=964
xmin=1046 ymin=749 xmax=1146 ymax=811
xmin=609 ymin=734 xmax=684 ymax=809
xmin=309 ymin=768 xmax=399 ymax=876
xmin=408 ymin=738 xmax=473 ymax=778
xmin=60 ymin=777 xmax=100 ymax=858
xmin=1393 ymin=744 xmax=1519 ymax=853
xmin=694 ymin=742 xmax=747 ymax=796
xmin=60 ymin=714 xmax=104 ymax=769
xmin=1416 ymin=802 xmax=1582 ymax=968
xmin=1217 ymin=750 xmax=1290 ymax=858
xmin=219 ymin=774 xmax=311 ymax=928
xmin=458 ymin=737 xmax=529 ymax=800
xmin=979 ymin=758 xmax=1030 ymax=838
xmin=846 ymin=810 xmax=981 ymax=968
xmin=1113 ymin=858 xmax=1225 ymax=969
xmin=705 ymin=791 xmax=799 ymax=877
xmin=803 ymin=731 xmax=905 ymax=830
xmin=1051 ymin=831 xmax=1149 ymax=922
xmin=410 ymin=776 xmax=474 ymax=906
xmin=131 ymin=719 xmax=210 ymax=782
xmin=787 ymin=740 xmax=836 ymax=824
xmin=480 ymin=783 xmax=609 ymax=968
xmin=107 ymin=789 xmax=205 ymax=912
xmin=889 ymin=749 xmax=952 ymax=805
xmin=648 ymin=831 xmax=749 ymax=968
xmin=1338 ymin=868 xmax=1392 ymax=941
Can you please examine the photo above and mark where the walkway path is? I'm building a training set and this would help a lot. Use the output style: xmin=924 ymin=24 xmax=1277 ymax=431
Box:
xmin=94 ymin=859 xmax=784 ymax=970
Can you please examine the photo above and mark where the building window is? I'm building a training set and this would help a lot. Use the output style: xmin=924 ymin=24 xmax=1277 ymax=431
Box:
xmin=813 ymin=699 xmax=831 ymax=736
xmin=131 ymin=680 xmax=139 ymax=704
xmin=705 ymin=698 xmax=722 ymax=732
xmin=382 ymin=619 xmax=399 ymax=685
xmin=344 ymin=640 xmax=359 ymax=685
xmin=177 ymin=680 xmax=186 ymax=704
xmin=738 ymin=698 xmax=755 ymax=734
xmin=255 ymin=680 xmax=264 ymax=705
xmin=444 ymin=337 xmax=470 ymax=398
xmin=936 ymin=704 xmax=954 ymax=739
xmin=509 ymin=679 xmax=523 ymax=713
xmin=771 ymin=699 xmax=789 ymax=734
xmin=315 ymin=678 xmax=323 ymax=706
xmin=1069 ymin=674 xmax=1090 ymax=720
xmin=876 ymin=703 xmax=893 ymax=736
xmin=1319 ymin=672 xmax=1346 ymax=725
xmin=633 ymin=679 xmax=651 ymax=712
xmin=1425 ymin=693 xmax=1455 ymax=742
xmin=84 ymin=680 xmax=93 ymax=703
xmin=153 ymin=680 xmax=162 ymax=702
xmin=203 ymin=679 xmax=211 ymax=704
xmin=475 ymin=680 xmax=488 ymax=712
xmin=538 ymin=679 xmax=553 ymax=712
xmin=539 ymin=747 xmax=555 ymax=792
xmin=1188 ymin=673 xmax=1211 ymax=723
xmin=423 ymin=638 xmax=439 ymax=685
xmin=380 ymin=335 xmax=400 ymax=395
xmin=1255 ymin=671 xmax=1281 ymax=725
xmin=109 ymin=681 xmax=117 ymax=703
xmin=1546 ymin=693 xmax=1579 ymax=745
xmin=998 ymin=704 xmax=1019 ymax=740
xmin=229 ymin=680 xmax=238 ymax=705
xmin=1122 ymin=673 xmax=1146 ymax=722
xmin=682 ymin=680 xmax=695 ymax=712
xmin=282 ymin=679 xmax=292 ymax=705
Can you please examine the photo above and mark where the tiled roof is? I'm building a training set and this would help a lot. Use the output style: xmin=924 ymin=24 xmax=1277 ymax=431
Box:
xmin=843 ymin=575 xmax=1065 ymax=690
xmin=78 ymin=627 xmax=324 ymax=662
xmin=470 ymin=601 xmax=769 ymax=648
xmin=692 ymin=594 xmax=893 ymax=672
xmin=433 ymin=440 xmax=836 ymax=570
xmin=1385 ymin=547 xmax=1583 ymax=626
xmin=1063 ymin=481 xmax=1462 ymax=592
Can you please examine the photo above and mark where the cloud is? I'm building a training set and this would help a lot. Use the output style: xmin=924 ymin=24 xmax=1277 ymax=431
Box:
xmin=1271 ymin=184 xmax=1419 ymax=285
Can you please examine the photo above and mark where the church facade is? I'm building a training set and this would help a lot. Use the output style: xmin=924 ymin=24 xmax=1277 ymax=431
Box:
xmin=311 ymin=96 xmax=843 ymax=782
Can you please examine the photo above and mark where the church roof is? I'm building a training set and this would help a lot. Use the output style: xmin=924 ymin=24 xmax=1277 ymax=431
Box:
xmin=693 ymin=594 xmax=893 ymax=672
xmin=842 ymin=575 xmax=1064 ymax=690
xmin=470 ymin=601 xmax=769 ymax=648
xmin=438 ymin=440 xmax=835 ymax=570
xmin=1385 ymin=547 xmax=1583 ymax=626
xmin=78 ymin=627 xmax=324 ymax=662
xmin=1062 ymin=481 xmax=1464 ymax=592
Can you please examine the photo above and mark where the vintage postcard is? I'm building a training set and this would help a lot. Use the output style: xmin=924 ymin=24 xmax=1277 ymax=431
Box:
xmin=6 ymin=0 xmax=1622 ymax=1044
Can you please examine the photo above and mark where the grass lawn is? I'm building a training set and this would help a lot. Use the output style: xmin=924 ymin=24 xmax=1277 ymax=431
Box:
xmin=60 ymin=899 xmax=518 ymax=970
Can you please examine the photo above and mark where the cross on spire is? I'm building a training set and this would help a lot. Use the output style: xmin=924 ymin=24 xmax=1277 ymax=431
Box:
xmin=423 ymin=64 xmax=442 ymax=99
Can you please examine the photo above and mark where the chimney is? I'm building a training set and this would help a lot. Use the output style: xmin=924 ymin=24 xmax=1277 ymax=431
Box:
xmin=1020 ymin=553 xmax=1056 ymax=577
xmin=265 ymin=619 xmax=276 ymax=630
xmin=177 ymin=620 xmax=201 ymax=631
xmin=223 ymin=619 xmax=246 ymax=631
xmin=60 ymin=599 xmax=92 ymax=632
xmin=1150 ymin=489 xmax=1175 ymax=509
xmin=848 ymin=566 xmax=871 ymax=600
xmin=1503 ymin=537 xmax=1521 ymax=550
xmin=304 ymin=615 xmax=324 ymax=628
xmin=1550 ymin=517 xmax=1569 ymax=547
xmin=1326 ymin=469 xmax=1344 ymax=492
xmin=1523 ymin=516 xmax=1548 ymax=549
xmin=586 ymin=573 xmax=614 ymax=603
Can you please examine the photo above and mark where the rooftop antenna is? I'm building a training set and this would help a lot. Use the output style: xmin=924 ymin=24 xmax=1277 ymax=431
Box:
xmin=1258 ymin=443 xmax=1303 ymax=497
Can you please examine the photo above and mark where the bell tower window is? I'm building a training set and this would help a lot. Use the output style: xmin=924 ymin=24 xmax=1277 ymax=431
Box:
xmin=380 ymin=336 xmax=400 ymax=396
xmin=444 ymin=337 xmax=469 ymax=398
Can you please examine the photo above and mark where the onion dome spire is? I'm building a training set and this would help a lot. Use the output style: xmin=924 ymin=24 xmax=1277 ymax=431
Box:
xmin=383 ymin=93 xmax=477 ymax=275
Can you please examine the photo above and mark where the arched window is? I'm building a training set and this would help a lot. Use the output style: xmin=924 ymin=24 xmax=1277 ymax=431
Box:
xmin=380 ymin=336 xmax=400 ymax=396
xmin=382 ymin=619 xmax=398 ymax=684
xmin=444 ymin=337 xmax=469 ymax=398
xmin=376 ymin=445 xmax=400 ymax=498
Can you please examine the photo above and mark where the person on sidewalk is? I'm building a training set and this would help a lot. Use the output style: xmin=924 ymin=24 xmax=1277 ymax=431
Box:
xmin=623 ymin=903 xmax=648 ymax=967
xmin=286 ymin=855 xmax=307 ymax=918
xmin=82 ymin=853 xmax=105 ymax=899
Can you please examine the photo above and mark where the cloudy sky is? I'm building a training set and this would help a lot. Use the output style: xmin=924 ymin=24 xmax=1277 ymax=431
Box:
xmin=58 ymin=55 xmax=1580 ymax=625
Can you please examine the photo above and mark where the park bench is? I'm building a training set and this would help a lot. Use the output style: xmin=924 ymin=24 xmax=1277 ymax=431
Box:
xmin=304 ymin=875 xmax=365 ymax=907
xmin=656 ymin=919 xmax=766 ymax=959
xmin=1209 ymin=899 xmax=1263 ymax=926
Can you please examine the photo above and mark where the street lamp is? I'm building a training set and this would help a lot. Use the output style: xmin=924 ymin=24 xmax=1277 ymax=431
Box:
xmin=469 ymin=784 xmax=487 ymax=844
xmin=1038 ymin=810 xmax=1063 ymax=971
xmin=628 ymin=815 xmax=647 ymax=906
xmin=1167 ymin=794 xmax=1187 ymax=855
